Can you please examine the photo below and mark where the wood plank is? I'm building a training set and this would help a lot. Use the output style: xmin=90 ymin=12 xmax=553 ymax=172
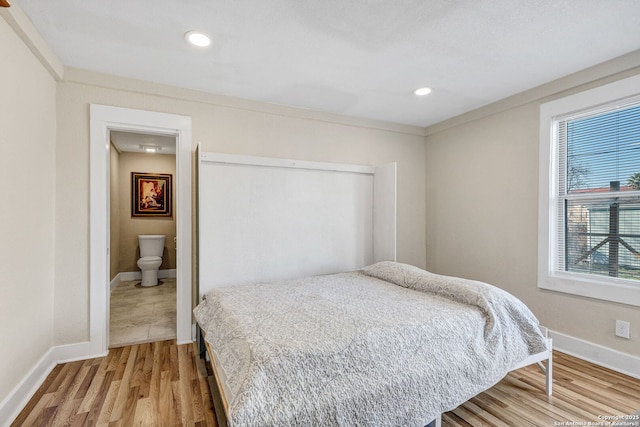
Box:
xmin=14 ymin=393 xmax=55 ymax=427
xmin=108 ymin=345 xmax=138 ymax=422
xmin=43 ymin=362 xmax=77 ymax=396
xmin=49 ymin=397 xmax=84 ymax=427
xmin=112 ymin=346 xmax=131 ymax=382
xmin=159 ymin=367 xmax=179 ymax=425
xmin=74 ymin=363 xmax=99 ymax=400
xmin=105 ymin=346 xmax=123 ymax=373
xmin=199 ymin=376 xmax=218 ymax=427
xmin=147 ymin=340 xmax=163 ymax=422
xmin=77 ymin=358 xmax=110 ymax=413
xmin=177 ymin=343 xmax=194 ymax=422
xmin=48 ymin=362 xmax=90 ymax=425
xmin=11 ymin=375 xmax=57 ymax=427
xmin=132 ymin=396 xmax=154 ymax=425
xmin=190 ymin=378 xmax=206 ymax=423
xmin=95 ymin=379 xmax=121 ymax=425
xmin=118 ymin=385 xmax=140 ymax=423
xmin=82 ymin=369 xmax=114 ymax=425
xmin=139 ymin=341 xmax=155 ymax=398
xmin=130 ymin=342 xmax=149 ymax=395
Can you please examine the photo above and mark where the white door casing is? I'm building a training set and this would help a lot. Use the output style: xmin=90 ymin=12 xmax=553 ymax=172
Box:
xmin=90 ymin=104 xmax=193 ymax=354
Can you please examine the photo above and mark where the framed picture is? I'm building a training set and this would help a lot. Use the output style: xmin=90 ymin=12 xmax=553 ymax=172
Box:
xmin=132 ymin=172 xmax=173 ymax=217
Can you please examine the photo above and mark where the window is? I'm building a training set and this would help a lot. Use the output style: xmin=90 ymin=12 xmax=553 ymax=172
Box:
xmin=539 ymin=74 xmax=640 ymax=306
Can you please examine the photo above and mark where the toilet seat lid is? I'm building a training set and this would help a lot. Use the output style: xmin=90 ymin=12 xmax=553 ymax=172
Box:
xmin=139 ymin=256 xmax=162 ymax=262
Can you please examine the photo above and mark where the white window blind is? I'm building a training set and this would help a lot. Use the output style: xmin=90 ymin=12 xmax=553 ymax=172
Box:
xmin=557 ymin=101 xmax=640 ymax=282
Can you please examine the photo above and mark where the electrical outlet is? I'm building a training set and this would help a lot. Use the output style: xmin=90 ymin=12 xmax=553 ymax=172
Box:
xmin=615 ymin=320 xmax=630 ymax=339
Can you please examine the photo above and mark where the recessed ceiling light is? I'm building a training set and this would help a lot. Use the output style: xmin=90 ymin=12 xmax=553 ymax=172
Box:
xmin=185 ymin=31 xmax=211 ymax=47
xmin=413 ymin=87 xmax=432 ymax=96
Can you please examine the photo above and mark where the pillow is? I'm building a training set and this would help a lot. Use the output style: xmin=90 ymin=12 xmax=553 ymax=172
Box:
xmin=361 ymin=261 xmax=428 ymax=288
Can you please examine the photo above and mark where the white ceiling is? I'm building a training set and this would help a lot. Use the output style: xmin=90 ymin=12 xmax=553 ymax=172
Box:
xmin=110 ymin=131 xmax=176 ymax=154
xmin=14 ymin=0 xmax=640 ymax=127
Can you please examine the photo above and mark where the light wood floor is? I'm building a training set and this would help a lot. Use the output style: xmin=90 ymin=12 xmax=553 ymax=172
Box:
xmin=11 ymin=342 xmax=640 ymax=426
xmin=443 ymin=352 xmax=640 ymax=426
xmin=110 ymin=279 xmax=176 ymax=348
xmin=11 ymin=340 xmax=215 ymax=426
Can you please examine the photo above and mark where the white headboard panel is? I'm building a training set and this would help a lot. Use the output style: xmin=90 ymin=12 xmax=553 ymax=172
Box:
xmin=198 ymin=152 xmax=396 ymax=297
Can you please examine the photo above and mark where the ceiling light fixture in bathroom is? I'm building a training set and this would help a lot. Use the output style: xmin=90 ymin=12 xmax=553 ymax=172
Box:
xmin=413 ymin=87 xmax=432 ymax=96
xmin=140 ymin=145 xmax=161 ymax=153
xmin=185 ymin=31 xmax=211 ymax=47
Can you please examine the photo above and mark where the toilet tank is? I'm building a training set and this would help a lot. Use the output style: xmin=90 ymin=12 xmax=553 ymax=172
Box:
xmin=138 ymin=235 xmax=166 ymax=257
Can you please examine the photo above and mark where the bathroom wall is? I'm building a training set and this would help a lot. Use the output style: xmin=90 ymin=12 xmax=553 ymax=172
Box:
xmin=116 ymin=151 xmax=177 ymax=274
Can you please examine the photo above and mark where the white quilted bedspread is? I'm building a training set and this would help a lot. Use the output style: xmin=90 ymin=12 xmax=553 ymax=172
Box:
xmin=194 ymin=261 xmax=548 ymax=427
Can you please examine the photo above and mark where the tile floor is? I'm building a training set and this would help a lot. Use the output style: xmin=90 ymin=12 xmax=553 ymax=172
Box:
xmin=109 ymin=278 xmax=176 ymax=348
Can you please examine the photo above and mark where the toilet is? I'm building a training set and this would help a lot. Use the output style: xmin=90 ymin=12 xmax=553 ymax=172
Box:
xmin=137 ymin=235 xmax=166 ymax=287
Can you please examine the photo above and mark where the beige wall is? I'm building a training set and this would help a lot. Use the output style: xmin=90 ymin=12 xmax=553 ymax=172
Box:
xmin=425 ymin=66 xmax=640 ymax=357
xmin=0 ymin=17 xmax=57 ymax=402
xmin=54 ymin=70 xmax=427 ymax=344
xmin=117 ymin=151 xmax=177 ymax=274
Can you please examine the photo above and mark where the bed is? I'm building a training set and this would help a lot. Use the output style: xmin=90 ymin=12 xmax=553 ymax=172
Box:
xmin=196 ymin=153 xmax=551 ymax=426
xmin=194 ymin=261 xmax=552 ymax=427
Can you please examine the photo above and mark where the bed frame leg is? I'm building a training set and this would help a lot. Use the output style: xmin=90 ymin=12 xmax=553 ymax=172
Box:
xmin=536 ymin=349 xmax=553 ymax=396
xmin=545 ymin=350 xmax=553 ymax=396
xmin=426 ymin=413 xmax=442 ymax=427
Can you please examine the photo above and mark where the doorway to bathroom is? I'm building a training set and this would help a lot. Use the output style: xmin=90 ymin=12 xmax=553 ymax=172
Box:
xmin=108 ymin=131 xmax=177 ymax=348
xmin=90 ymin=104 xmax=193 ymax=357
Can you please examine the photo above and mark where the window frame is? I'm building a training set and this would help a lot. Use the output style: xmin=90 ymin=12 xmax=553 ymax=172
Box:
xmin=538 ymin=74 xmax=640 ymax=307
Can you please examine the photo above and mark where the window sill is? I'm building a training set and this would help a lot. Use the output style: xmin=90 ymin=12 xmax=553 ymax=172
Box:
xmin=538 ymin=272 xmax=640 ymax=307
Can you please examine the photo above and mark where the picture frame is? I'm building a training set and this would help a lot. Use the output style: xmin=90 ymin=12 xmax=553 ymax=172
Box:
xmin=131 ymin=172 xmax=173 ymax=217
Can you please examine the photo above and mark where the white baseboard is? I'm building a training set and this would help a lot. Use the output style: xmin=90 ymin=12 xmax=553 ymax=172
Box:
xmin=0 ymin=342 xmax=107 ymax=427
xmin=110 ymin=273 xmax=120 ymax=292
xmin=0 ymin=347 xmax=56 ymax=427
xmin=54 ymin=341 xmax=108 ymax=364
xmin=110 ymin=269 xmax=177 ymax=292
xmin=159 ymin=269 xmax=177 ymax=279
xmin=120 ymin=271 xmax=140 ymax=281
xmin=549 ymin=329 xmax=640 ymax=379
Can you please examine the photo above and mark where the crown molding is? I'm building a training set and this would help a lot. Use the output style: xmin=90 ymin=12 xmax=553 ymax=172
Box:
xmin=0 ymin=3 xmax=63 ymax=80
xmin=425 ymin=50 xmax=640 ymax=136
xmin=64 ymin=67 xmax=427 ymax=137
